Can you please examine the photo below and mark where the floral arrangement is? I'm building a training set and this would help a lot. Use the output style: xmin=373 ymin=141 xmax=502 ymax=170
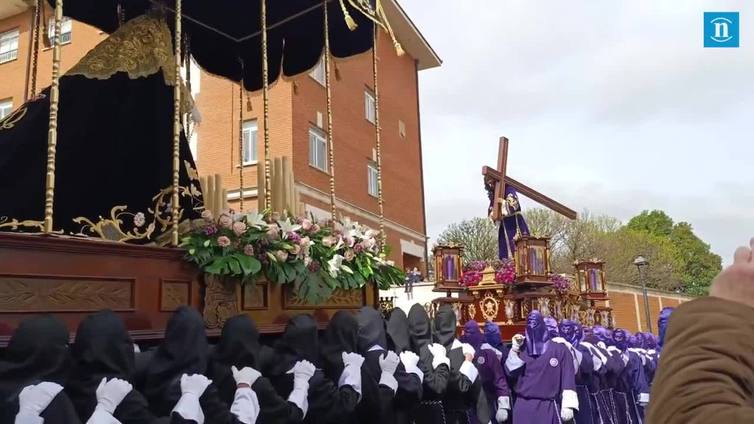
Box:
xmin=181 ymin=210 xmax=405 ymax=304
xmin=460 ymin=259 xmax=515 ymax=287
xmin=550 ymin=274 xmax=573 ymax=294
xmin=494 ymin=260 xmax=516 ymax=285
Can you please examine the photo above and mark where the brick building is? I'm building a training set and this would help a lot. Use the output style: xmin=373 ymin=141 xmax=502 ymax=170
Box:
xmin=0 ymin=1 xmax=440 ymax=273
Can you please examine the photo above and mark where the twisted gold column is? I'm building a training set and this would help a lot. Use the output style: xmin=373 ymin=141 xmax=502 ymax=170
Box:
xmin=29 ymin=0 xmax=41 ymax=98
xmin=238 ymin=83 xmax=244 ymax=211
xmin=372 ymin=24 xmax=386 ymax=251
xmin=261 ymin=0 xmax=272 ymax=210
xmin=323 ymin=0 xmax=337 ymax=223
xmin=43 ymin=0 xmax=64 ymax=234
xmin=171 ymin=0 xmax=183 ymax=246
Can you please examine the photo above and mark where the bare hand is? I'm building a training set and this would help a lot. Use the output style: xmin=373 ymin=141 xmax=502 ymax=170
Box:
xmin=710 ymin=238 xmax=754 ymax=309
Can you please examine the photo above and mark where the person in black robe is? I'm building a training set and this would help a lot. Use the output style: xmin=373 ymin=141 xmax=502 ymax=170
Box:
xmin=0 ymin=315 xmax=126 ymax=424
xmin=65 ymin=309 xmax=168 ymax=424
xmin=267 ymin=314 xmax=358 ymax=424
xmin=407 ymin=303 xmax=450 ymax=424
xmin=207 ymin=314 xmax=305 ymax=423
xmin=433 ymin=305 xmax=482 ymax=424
xmin=355 ymin=307 xmax=401 ymax=424
xmin=385 ymin=308 xmax=424 ymax=424
xmin=0 ymin=12 xmax=202 ymax=243
xmin=141 ymin=306 xmax=257 ymax=423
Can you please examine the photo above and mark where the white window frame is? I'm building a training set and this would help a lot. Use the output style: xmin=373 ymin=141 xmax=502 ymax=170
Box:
xmin=47 ymin=17 xmax=73 ymax=46
xmin=364 ymin=90 xmax=376 ymax=124
xmin=309 ymin=56 xmax=325 ymax=86
xmin=242 ymin=120 xmax=258 ymax=165
xmin=0 ymin=99 xmax=13 ymax=121
xmin=308 ymin=128 xmax=328 ymax=172
xmin=367 ymin=162 xmax=379 ymax=197
xmin=0 ymin=29 xmax=20 ymax=64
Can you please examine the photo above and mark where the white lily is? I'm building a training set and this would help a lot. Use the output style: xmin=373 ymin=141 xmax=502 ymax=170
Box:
xmin=328 ymin=254 xmax=345 ymax=278
xmin=244 ymin=212 xmax=268 ymax=229
xmin=278 ymin=218 xmax=302 ymax=239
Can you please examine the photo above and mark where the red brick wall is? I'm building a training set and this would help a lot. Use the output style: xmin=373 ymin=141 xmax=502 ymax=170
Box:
xmin=607 ymin=283 xmax=692 ymax=334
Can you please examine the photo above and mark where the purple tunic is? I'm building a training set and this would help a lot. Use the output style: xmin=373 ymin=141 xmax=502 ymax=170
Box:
xmin=507 ymin=341 xmax=576 ymax=424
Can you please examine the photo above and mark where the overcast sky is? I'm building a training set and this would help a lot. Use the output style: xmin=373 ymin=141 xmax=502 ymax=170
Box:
xmin=399 ymin=0 xmax=753 ymax=265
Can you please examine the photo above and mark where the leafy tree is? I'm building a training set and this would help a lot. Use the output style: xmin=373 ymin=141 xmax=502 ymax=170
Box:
xmin=626 ymin=210 xmax=674 ymax=237
xmin=437 ymin=217 xmax=498 ymax=263
xmin=669 ymin=222 xmax=722 ymax=295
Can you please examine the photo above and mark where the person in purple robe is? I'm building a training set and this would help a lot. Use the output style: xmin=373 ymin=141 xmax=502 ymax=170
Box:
xmin=642 ymin=334 xmax=659 ymax=385
xmin=561 ymin=320 xmax=600 ymax=424
xmin=482 ymin=322 xmax=509 ymax=365
xmin=544 ymin=317 xmax=560 ymax=339
xmin=485 ymin=179 xmax=530 ymax=259
xmin=505 ymin=310 xmax=578 ymax=424
xmin=578 ymin=326 xmax=615 ymax=424
xmin=461 ymin=321 xmax=511 ymax=423
xmin=610 ymin=329 xmax=649 ymax=424
xmin=657 ymin=307 xmax=674 ymax=352
xmin=590 ymin=326 xmax=624 ymax=424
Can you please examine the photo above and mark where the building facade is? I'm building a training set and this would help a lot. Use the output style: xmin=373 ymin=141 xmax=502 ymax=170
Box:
xmin=0 ymin=1 xmax=440 ymax=273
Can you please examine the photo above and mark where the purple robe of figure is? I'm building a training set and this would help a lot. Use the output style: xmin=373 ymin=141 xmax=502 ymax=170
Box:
xmin=462 ymin=321 xmax=511 ymax=423
xmin=505 ymin=311 xmax=578 ymax=424
xmin=610 ymin=329 xmax=649 ymax=424
xmin=486 ymin=181 xmax=530 ymax=259
xmin=592 ymin=326 xmax=625 ymax=424
xmin=657 ymin=307 xmax=674 ymax=352
xmin=561 ymin=320 xmax=600 ymax=424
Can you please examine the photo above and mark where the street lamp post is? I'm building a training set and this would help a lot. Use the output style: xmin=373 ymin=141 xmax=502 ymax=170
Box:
xmin=634 ymin=256 xmax=652 ymax=333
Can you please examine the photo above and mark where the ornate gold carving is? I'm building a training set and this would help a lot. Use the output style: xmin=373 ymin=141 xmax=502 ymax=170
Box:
xmin=480 ymin=293 xmax=499 ymax=322
xmin=0 ymin=106 xmax=28 ymax=131
xmin=241 ymin=282 xmax=268 ymax=310
xmin=0 ymin=276 xmax=133 ymax=312
xmin=0 ymin=216 xmax=45 ymax=231
xmin=586 ymin=307 xmax=596 ymax=327
xmin=504 ymin=298 xmax=515 ymax=324
xmin=537 ymin=297 xmax=551 ymax=317
xmin=284 ymin=287 xmax=364 ymax=309
xmin=160 ymin=280 xmax=190 ymax=311
xmin=74 ymin=206 xmax=156 ymax=242
xmin=467 ymin=302 xmax=476 ymax=320
xmin=203 ymin=274 xmax=239 ymax=329
xmin=599 ymin=309 xmax=611 ymax=327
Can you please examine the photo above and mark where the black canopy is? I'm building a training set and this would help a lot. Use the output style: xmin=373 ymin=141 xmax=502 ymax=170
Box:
xmin=50 ymin=0 xmax=375 ymax=91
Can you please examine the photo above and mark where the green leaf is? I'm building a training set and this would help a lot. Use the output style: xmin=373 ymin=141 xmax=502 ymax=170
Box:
xmin=203 ymin=239 xmax=211 ymax=247
xmin=188 ymin=248 xmax=196 ymax=255
xmin=236 ymin=255 xmax=262 ymax=276
xmin=228 ymin=258 xmax=242 ymax=275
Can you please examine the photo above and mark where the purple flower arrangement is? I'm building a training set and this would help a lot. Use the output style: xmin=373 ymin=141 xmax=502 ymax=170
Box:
xmin=550 ymin=274 xmax=572 ymax=294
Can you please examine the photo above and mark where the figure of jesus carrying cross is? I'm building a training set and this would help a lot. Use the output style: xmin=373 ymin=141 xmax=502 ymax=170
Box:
xmin=483 ymin=137 xmax=578 ymax=259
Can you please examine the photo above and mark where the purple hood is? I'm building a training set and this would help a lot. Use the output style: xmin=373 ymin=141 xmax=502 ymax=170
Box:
xmin=526 ymin=310 xmax=550 ymax=356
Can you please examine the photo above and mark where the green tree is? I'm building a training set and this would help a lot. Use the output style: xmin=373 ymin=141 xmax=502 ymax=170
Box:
xmin=437 ymin=217 xmax=498 ymax=263
xmin=669 ymin=222 xmax=722 ymax=295
xmin=626 ymin=210 xmax=675 ymax=237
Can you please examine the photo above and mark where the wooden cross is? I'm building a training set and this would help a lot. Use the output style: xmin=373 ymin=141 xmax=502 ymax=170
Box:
xmin=483 ymin=136 xmax=578 ymax=221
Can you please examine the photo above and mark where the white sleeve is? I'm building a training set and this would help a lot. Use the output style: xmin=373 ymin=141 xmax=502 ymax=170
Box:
xmin=459 ymin=361 xmax=479 ymax=384
xmin=379 ymin=371 xmax=399 ymax=394
xmin=561 ymin=389 xmax=579 ymax=410
xmin=14 ymin=413 xmax=45 ymax=424
xmin=505 ymin=349 xmax=525 ymax=371
xmin=287 ymin=380 xmax=309 ymax=418
xmin=638 ymin=393 xmax=650 ymax=403
xmin=172 ymin=393 xmax=204 ymax=424
xmin=338 ymin=364 xmax=363 ymax=398
xmin=86 ymin=407 xmax=122 ymax=424
xmin=230 ymin=387 xmax=260 ymax=424
xmin=403 ymin=363 xmax=424 ymax=383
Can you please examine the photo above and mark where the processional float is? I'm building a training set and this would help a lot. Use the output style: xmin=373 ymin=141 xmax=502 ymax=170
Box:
xmin=0 ymin=0 xmax=407 ymax=343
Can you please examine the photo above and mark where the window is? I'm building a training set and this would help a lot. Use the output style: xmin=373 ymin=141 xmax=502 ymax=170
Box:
xmin=364 ymin=90 xmax=376 ymax=124
xmin=367 ymin=163 xmax=379 ymax=197
xmin=309 ymin=57 xmax=325 ymax=86
xmin=308 ymin=128 xmax=328 ymax=172
xmin=242 ymin=120 xmax=258 ymax=165
xmin=0 ymin=29 xmax=19 ymax=64
xmin=0 ymin=99 xmax=12 ymax=120
xmin=47 ymin=17 xmax=73 ymax=46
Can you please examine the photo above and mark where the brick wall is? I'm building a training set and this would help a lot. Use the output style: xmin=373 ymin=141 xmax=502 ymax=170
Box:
xmin=607 ymin=282 xmax=692 ymax=334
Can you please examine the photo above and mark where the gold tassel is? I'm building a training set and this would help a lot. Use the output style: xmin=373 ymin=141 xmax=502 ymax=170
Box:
xmin=339 ymin=0 xmax=358 ymax=30
xmin=394 ymin=41 xmax=404 ymax=57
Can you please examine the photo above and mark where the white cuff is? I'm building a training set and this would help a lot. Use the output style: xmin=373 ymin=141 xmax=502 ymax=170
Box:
xmin=459 ymin=360 xmax=479 ymax=384
xmin=230 ymin=387 xmax=260 ymax=424
xmin=481 ymin=343 xmax=503 ymax=360
xmin=86 ymin=407 xmax=122 ymax=424
xmin=432 ymin=353 xmax=451 ymax=370
xmin=287 ymin=382 xmax=309 ymax=418
xmin=403 ymin=362 xmax=424 ymax=383
xmin=14 ymin=413 xmax=44 ymax=424
xmin=638 ymin=393 xmax=650 ymax=403
xmin=379 ymin=371 xmax=399 ymax=394
xmin=173 ymin=393 xmax=204 ymax=424
xmin=338 ymin=365 xmax=362 ymax=398
xmin=561 ymin=389 xmax=579 ymax=410
xmin=497 ymin=396 xmax=510 ymax=410
xmin=505 ymin=350 xmax=524 ymax=371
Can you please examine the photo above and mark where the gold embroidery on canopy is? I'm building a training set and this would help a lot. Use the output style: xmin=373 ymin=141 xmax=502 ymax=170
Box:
xmin=0 ymin=107 xmax=28 ymax=131
xmin=0 ymin=217 xmax=45 ymax=231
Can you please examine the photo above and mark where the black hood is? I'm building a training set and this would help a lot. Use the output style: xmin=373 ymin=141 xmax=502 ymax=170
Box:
xmin=320 ymin=311 xmax=358 ymax=381
xmin=357 ymin=306 xmax=387 ymax=353
xmin=271 ymin=314 xmax=320 ymax=375
xmin=213 ymin=314 xmax=262 ymax=369
xmin=0 ymin=315 xmax=70 ymax=398
xmin=407 ymin=303 xmax=431 ymax=354
xmin=433 ymin=305 xmax=457 ymax=349
xmin=386 ymin=308 xmax=410 ymax=353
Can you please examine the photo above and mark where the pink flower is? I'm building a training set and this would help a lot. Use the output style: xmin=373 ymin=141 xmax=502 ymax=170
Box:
xmin=311 ymin=224 xmax=321 ymax=233
xmin=217 ymin=236 xmax=231 ymax=247
xmin=274 ymin=250 xmax=289 ymax=262
xmin=301 ymin=219 xmax=313 ymax=231
xmin=291 ymin=244 xmax=302 ymax=256
xmin=322 ymin=235 xmax=337 ymax=247
xmin=266 ymin=224 xmax=280 ymax=240
xmin=344 ymin=236 xmax=355 ymax=248
xmin=287 ymin=232 xmax=302 ymax=243
xmin=353 ymin=244 xmax=364 ymax=254
xmin=361 ymin=238 xmax=376 ymax=251
xmin=201 ymin=210 xmax=213 ymax=221
xmin=218 ymin=214 xmax=233 ymax=229
xmin=344 ymin=249 xmax=355 ymax=262
xmin=232 ymin=221 xmax=247 ymax=236
xmin=204 ymin=225 xmax=218 ymax=236
xmin=243 ymin=245 xmax=254 ymax=256
xmin=308 ymin=260 xmax=321 ymax=272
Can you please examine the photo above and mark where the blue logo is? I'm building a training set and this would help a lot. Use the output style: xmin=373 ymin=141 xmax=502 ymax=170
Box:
xmin=704 ymin=12 xmax=739 ymax=48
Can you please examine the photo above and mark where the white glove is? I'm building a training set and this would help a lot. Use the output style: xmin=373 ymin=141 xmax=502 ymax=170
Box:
xmin=340 ymin=352 xmax=365 ymax=397
xmin=399 ymin=351 xmax=423 ymax=382
xmin=95 ymin=377 xmax=133 ymax=414
xmin=496 ymin=396 xmax=510 ymax=423
xmin=232 ymin=366 xmax=262 ymax=387
xmin=287 ymin=360 xmax=315 ymax=417
xmin=379 ymin=351 xmax=400 ymax=394
xmin=16 ymin=382 xmax=64 ymax=424
xmin=560 ymin=406 xmax=574 ymax=422
xmin=173 ymin=374 xmax=212 ymax=424
xmin=342 ymin=352 xmax=365 ymax=370
xmin=496 ymin=407 xmax=509 ymax=423
xmin=511 ymin=334 xmax=524 ymax=353
xmin=461 ymin=343 xmax=476 ymax=359
xmin=428 ymin=343 xmax=450 ymax=369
